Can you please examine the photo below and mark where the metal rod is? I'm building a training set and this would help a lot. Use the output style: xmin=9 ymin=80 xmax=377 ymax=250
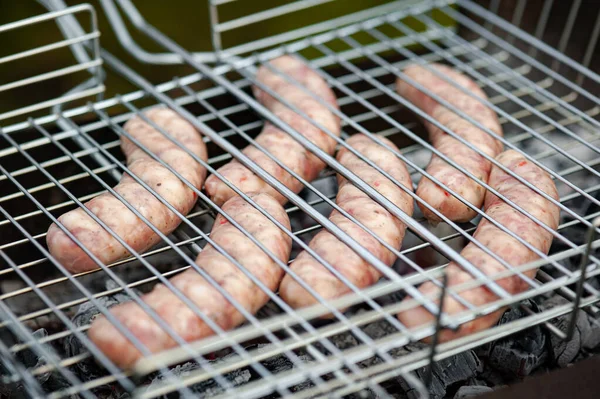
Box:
xmin=424 ymin=272 xmax=449 ymax=388
xmin=565 ymin=218 xmax=599 ymax=340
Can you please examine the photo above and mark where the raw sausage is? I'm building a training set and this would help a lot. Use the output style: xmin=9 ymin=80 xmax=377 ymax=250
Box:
xmin=205 ymin=55 xmax=340 ymax=205
xmin=46 ymin=107 xmax=207 ymax=273
xmin=396 ymin=64 xmax=503 ymax=223
xmin=397 ymin=150 xmax=559 ymax=341
xmin=88 ymin=192 xmax=292 ymax=368
xmin=280 ymin=134 xmax=414 ymax=310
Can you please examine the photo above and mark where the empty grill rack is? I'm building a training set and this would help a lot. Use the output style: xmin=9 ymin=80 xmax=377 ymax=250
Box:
xmin=1 ymin=0 xmax=600 ymax=397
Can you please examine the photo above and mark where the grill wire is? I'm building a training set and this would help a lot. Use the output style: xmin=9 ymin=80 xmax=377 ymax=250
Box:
xmin=1 ymin=0 xmax=600 ymax=397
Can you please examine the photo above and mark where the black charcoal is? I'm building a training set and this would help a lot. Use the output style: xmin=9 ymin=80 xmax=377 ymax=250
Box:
xmin=145 ymin=344 xmax=315 ymax=398
xmin=454 ymin=385 xmax=493 ymax=398
xmin=317 ymin=316 xmax=480 ymax=399
xmin=255 ymin=300 xmax=283 ymax=319
xmin=410 ymin=348 xmax=480 ymax=399
xmin=146 ymin=361 xmax=251 ymax=399
xmin=328 ymin=331 xmax=361 ymax=351
xmin=0 ymin=329 xmax=75 ymax=398
xmin=541 ymin=296 xmax=600 ymax=368
xmin=257 ymin=344 xmax=314 ymax=393
xmin=342 ymin=388 xmax=379 ymax=398
xmin=485 ymin=301 xmax=547 ymax=377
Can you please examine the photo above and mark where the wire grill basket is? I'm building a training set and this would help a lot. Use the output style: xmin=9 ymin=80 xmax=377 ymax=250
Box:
xmin=1 ymin=0 xmax=599 ymax=397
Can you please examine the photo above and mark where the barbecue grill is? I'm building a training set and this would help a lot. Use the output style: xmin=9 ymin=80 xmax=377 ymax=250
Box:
xmin=1 ymin=0 xmax=600 ymax=397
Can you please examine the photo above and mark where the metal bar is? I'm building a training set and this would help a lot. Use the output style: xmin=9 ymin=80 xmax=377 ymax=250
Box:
xmin=148 ymin=290 xmax=600 ymax=399
xmin=553 ymin=0 xmax=582 ymax=71
xmin=578 ymin=10 xmax=600 ymax=84
xmin=424 ymin=271 xmax=448 ymax=388
xmin=0 ymin=4 xmax=94 ymax=33
xmin=565 ymin=218 xmax=599 ymax=340
xmin=456 ymin=0 xmax=600 ymax=85
xmin=0 ymin=60 xmax=103 ymax=93
xmin=0 ymin=85 xmax=105 ymax=121
xmin=208 ymin=0 xmax=222 ymax=54
xmin=215 ymin=0 xmax=336 ymax=32
xmin=533 ymin=0 xmax=554 ymax=41
xmin=0 ymin=32 xmax=99 ymax=65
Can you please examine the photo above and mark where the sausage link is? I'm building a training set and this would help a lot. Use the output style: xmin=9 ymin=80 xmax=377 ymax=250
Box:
xmin=397 ymin=64 xmax=504 ymax=223
xmin=397 ymin=150 xmax=559 ymax=341
xmin=46 ymin=108 xmax=207 ymax=273
xmin=88 ymin=192 xmax=292 ymax=368
xmin=205 ymin=55 xmax=340 ymax=205
xmin=280 ymin=134 xmax=414 ymax=310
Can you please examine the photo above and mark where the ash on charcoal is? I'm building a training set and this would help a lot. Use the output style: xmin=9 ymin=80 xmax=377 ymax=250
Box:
xmin=314 ymin=315 xmax=480 ymax=398
xmin=542 ymin=296 xmax=600 ymax=368
xmin=0 ymin=329 xmax=74 ymax=399
xmin=453 ymin=385 xmax=493 ymax=398
xmin=483 ymin=300 xmax=547 ymax=378
xmin=258 ymin=345 xmax=315 ymax=393
xmin=63 ymin=280 xmax=140 ymax=384
xmin=145 ymin=344 xmax=314 ymax=398
xmin=145 ymin=360 xmax=251 ymax=399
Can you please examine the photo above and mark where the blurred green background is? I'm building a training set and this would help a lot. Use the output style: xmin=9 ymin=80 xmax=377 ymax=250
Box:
xmin=0 ymin=0 xmax=455 ymax=124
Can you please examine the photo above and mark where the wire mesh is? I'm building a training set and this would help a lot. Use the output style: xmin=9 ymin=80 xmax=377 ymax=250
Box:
xmin=0 ymin=3 xmax=104 ymax=123
xmin=0 ymin=0 xmax=600 ymax=398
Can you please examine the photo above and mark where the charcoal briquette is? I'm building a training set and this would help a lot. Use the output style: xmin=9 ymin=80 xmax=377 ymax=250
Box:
xmin=453 ymin=385 xmax=493 ymax=398
xmin=486 ymin=301 xmax=547 ymax=377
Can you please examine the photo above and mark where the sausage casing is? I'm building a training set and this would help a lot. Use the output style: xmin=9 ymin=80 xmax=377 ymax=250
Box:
xmin=280 ymin=134 xmax=414 ymax=310
xmin=46 ymin=108 xmax=207 ymax=273
xmin=88 ymin=192 xmax=291 ymax=368
xmin=397 ymin=150 xmax=559 ymax=341
xmin=397 ymin=64 xmax=503 ymax=223
xmin=204 ymin=55 xmax=340 ymax=205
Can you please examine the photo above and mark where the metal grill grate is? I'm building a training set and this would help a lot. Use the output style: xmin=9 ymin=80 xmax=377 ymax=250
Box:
xmin=1 ymin=0 xmax=600 ymax=398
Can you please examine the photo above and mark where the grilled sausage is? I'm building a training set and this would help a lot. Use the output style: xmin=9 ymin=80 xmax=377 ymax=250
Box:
xmin=46 ymin=108 xmax=207 ymax=274
xmin=397 ymin=150 xmax=559 ymax=341
xmin=88 ymin=192 xmax=292 ymax=368
xmin=205 ymin=55 xmax=340 ymax=206
xmin=396 ymin=63 xmax=504 ymax=223
xmin=280 ymin=134 xmax=414 ymax=310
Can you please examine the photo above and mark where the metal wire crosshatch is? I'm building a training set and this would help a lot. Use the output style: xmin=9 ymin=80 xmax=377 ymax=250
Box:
xmin=0 ymin=0 xmax=599 ymax=397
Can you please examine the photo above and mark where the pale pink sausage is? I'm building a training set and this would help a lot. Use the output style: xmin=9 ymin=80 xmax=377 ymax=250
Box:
xmin=396 ymin=64 xmax=504 ymax=223
xmin=280 ymin=134 xmax=414 ymax=310
xmin=205 ymin=55 xmax=340 ymax=206
xmin=397 ymin=150 xmax=559 ymax=341
xmin=88 ymin=192 xmax=292 ymax=368
xmin=46 ymin=108 xmax=207 ymax=273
